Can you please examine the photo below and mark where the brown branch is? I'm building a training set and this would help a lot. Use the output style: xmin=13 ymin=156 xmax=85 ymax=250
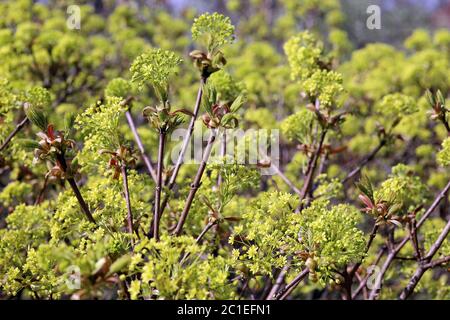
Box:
xmin=296 ymin=128 xmax=328 ymax=212
xmin=67 ymin=178 xmax=96 ymax=224
xmin=266 ymin=262 xmax=290 ymax=300
xmin=409 ymin=218 xmax=422 ymax=261
xmin=0 ymin=117 xmax=29 ymax=152
xmin=180 ymin=219 xmax=219 ymax=265
xmin=172 ymin=129 xmax=217 ymax=236
xmin=399 ymin=219 xmax=450 ymax=300
xmin=56 ymin=153 xmax=96 ymax=225
xmin=124 ymin=110 xmax=157 ymax=182
xmin=152 ymin=131 xmax=166 ymax=241
xmin=342 ymin=138 xmax=386 ymax=184
xmin=368 ymin=179 xmax=450 ymax=300
xmin=352 ymin=247 xmax=386 ymax=299
xmin=121 ymin=164 xmax=134 ymax=246
xmin=422 ymin=255 xmax=450 ymax=269
xmin=349 ymin=224 xmax=379 ymax=279
xmin=276 ymin=268 xmax=309 ymax=300
xmin=34 ymin=174 xmax=49 ymax=205
xmin=160 ymin=78 xmax=206 ymax=215
xmin=272 ymin=164 xmax=302 ymax=196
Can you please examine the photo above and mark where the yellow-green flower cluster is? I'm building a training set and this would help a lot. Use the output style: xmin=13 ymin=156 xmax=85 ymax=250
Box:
xmin=437 ymin=137 xmax=450 ymax=166
xmin=281 ymin=108 xmax=317 ymax=144
xmin=284 ymin=31 xmax=344 ymax=106
xmin=229 ymin=192 xmax=365 ymax=283
xmin=191 ymin=12 xmax=235 ymax=53
xmin=128 ymin=235 xmax=234 ymax=299
xmin=284 ymin=31 xmax=324 ymax=81
xmin=104 ymin=77 xmax=131 ymax=99
xmin=208 ymin=70 xmax=243 ymax=104
xmin=75 ymin=97 xmax=127 ymax=173
xmin=374 ymin=164 xmax=428 ymax=213
xmin=375 ymin=93 xmax=418 ymax=119
xmin=130 ymin=48 xmax=182 ymax=93
xmin=293 ymin=199 xmax=365 ymax=281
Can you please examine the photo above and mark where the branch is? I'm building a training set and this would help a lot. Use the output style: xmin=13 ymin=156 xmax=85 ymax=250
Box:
xmin=160 ymin=78 xmax=206 ymax=215
xmin=67 ymin=178 xmax=96 ymax=224
xmin=275 ymin=268 xmax=309 ymax=300
xmin=409 ymin=218 xmax=422 ymax=261
xmin=296 ymin=128 xmax=327 ymax=212
xmin=172 ymin=129 xmax=217 ymax=236
xmin=352 ymin=247 xmax=386 ymax=299
xmin=422 ymin=255 xmax=450 ymax=269
xmin=266 ymin=262 xmax=290 ymax=300
xmin=349 ymin=223 xmax=379 ymax=279
xmin=124 ymin=109 xmax=157 ymax=182
xmin=180 ymin=219 xmax=219 ymax=265
xmin=271 ymin=164 xmax=302 ymax=196
xmin=399 ymin=218 xmax=450 ymax=300
xmin=342 ymin=138 xmax=386 ymax=184
xmin=56 ymin=153 xmax=96 ymax=225
xmin=34 ymin=174 xmax=49 ymax=205
xmin=0 ymin=117 xmax=29 ymax=152
xmin=121 ymin=164 xmax=134 ymax=246
xmin=152 ymin=131 xmax=166 ymax=241
xmin=368 ymin=179 xmax=450 ymax=300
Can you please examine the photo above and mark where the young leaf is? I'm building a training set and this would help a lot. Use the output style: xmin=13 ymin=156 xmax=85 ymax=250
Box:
xmin=24 ymin=103 xmax=48 ymax=131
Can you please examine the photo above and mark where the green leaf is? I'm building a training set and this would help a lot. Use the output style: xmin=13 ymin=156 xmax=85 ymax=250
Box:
xmin=230 ymin=94 xmax=246 ymax=113
xmin=17 ymin=139 xmax=40 ymax=150
xmin=436 ymin=90 xmax=445 ymax=106
xmin=64 ymin=113 xmax=76 ymax=132
xmin=425 ymin=89 xmax=435 ymax=107
xmin=107 ymin=254 xmax=131 ymax=276
xmin=24 ymin=103 xmax=48 ymax=131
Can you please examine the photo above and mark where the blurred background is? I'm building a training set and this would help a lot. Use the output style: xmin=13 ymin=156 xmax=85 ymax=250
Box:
xmin=82 ymin=0 xmax=449 ymax=47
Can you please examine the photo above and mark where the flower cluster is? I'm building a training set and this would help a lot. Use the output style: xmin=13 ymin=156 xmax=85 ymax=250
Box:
xmin=127 ymin=235 xmax=234 ymax=299
xmin=130 ymin=48 xmax=182 ymax=99
xmin=229 ymin=192 xmax=365 ymax=285
xmin=191 ymin=12 xmax=235 ymax=53
xmin=284 ymin=31 xmax=343 ymax=107
xmin=280 ymin=109 xmax=317 ymax=144
xmin=437 ymin=137 xmax=450 ymax=166
xmin=104 ymin=78 xmax=132 ymax=99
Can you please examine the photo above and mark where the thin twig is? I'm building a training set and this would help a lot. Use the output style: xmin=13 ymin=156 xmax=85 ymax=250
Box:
xmin=34 ymin=175 xmax=49 ymax=205
xmin=160 ymin=78 xmax=206 ymax=215
xmin=67 ymin=178 xmax=96 ymax=224
xmin=0 ymin=117 xmax=29 ymax=152
xmin=180 ymin=219 xmax=218 ymax=265
xmin=121 ymin=164 xmax=134 ymax=246
xmin=124 ymin=110 xmax=157 ymax=182
xmin=152 ymin=131 xmax=165 ymax=241
xmin=266 ymin=262 xmax=290 ymax=300
xmin=399 ymin=219 xmax=450 ymax=300
xmin=422 ymin=255 xmax=450 ymax=269
xmin=271 ymin=164 xmax=302 ymax=196
xmin=276 ymin=268 xmax=309 ymax=300
xmin=368 ymin=179 xmax=450 ymax=300
xmin=56 ymin=153 xmax=96 ymax=224
xmin=342 ymin=139 xmax=386 ymax=184
xmin=352 ymin=247 xmax=386 ymax=299
xmin=173 ymin=129 xmax=217 ymax=236
xmin=296 ymin=128 xmax=327 ymax=212
xmin=349 ymin=224 xmax=379 ymax=278
xmin=409 ymin=218 xmax=422 ymax=261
